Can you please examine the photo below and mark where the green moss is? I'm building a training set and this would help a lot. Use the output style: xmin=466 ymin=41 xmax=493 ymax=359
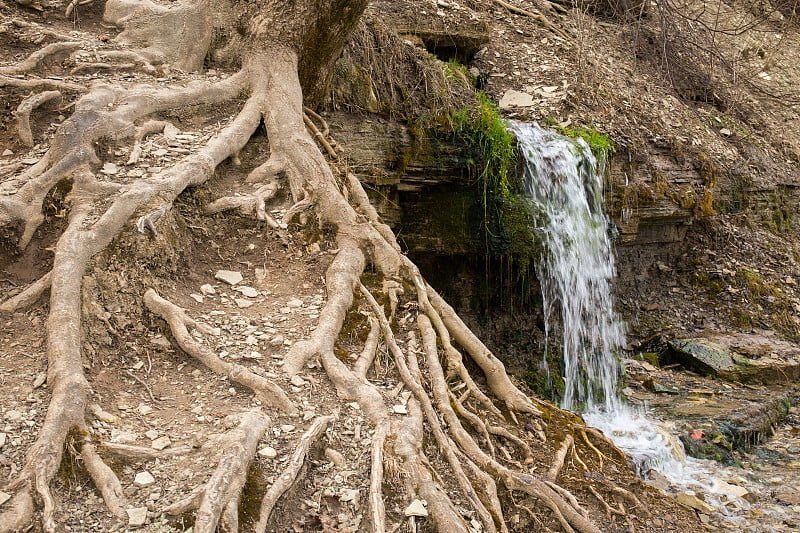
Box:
xmin=555 ymin=125 xmax=615 ymax=162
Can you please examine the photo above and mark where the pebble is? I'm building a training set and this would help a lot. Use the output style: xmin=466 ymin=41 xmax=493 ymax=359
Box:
xmin=151 ymin=436 xmax=171 ymax=450
xmin=257 ymin=446 xmax=277 ymax=459
xmin=270 ymin=336 xmax=285 ymax=346
xmin=200 ymin=284 xmax=216 ymax=295
xmin=134 ymin=471 xmax=156 ymax=487
xmin=235 ymin=298 xmax=254 ymax=308
xmin=2 ymin=149 xmax=13 ymax=156
xmin=287 ymin=299 xmax=304 ymax=308
xmin=280 ymin=424 xmax=296 ymax=433
xmin=215 ymin=270 xmax=243 ymax=285
xmin=5 ymin=410 xmax=23 ymax=422
xmin=237 ymin=286 xmax=259 ymax=298
xmin=126 ymin=506 xmax=148 ymax=526
xmin=290 ymin=375 xmax=307 ymax=387
xmin=32 ymin=373 xmax=46 ymax=389
xmin=137 ymin=404 xmax=154 ymax=415
xmin=190 ymin=293 xmax=204 ymax=303
xmin=392 ymin=404 xmax=408 ymax=414
xmin=145 ymin=429 xmax=159 ymax=440
xmin=100 ymin=162 xmax=118 ymax=175
xmin=0 ymin=432 xmax=6 ymax=448
xmin=0 ymin=490 xmax=10 ymax=506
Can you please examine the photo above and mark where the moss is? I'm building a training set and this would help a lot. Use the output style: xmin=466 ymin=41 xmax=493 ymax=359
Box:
xmin=554 ymin=124 xmax=615 ymax=162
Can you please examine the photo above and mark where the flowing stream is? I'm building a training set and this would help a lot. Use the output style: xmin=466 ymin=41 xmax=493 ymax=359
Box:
xmin=509 ymin=122 xmax=691 ymax=480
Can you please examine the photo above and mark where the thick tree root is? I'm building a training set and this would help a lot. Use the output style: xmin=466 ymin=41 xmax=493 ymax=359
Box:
xmin=193 ymin=410 xmax=270 ymax=533
xmin=80 ymin=441 xmax=127 ymax=520
xmin=0 ymin=41 xmax=82 ymax=75
xmin=254 ymin=414 xmax=334 ymax=533
xmin=17 ymin=90 xmax=62 ymax=147
xmin=143 ymin=288 xmax=297 ymax=415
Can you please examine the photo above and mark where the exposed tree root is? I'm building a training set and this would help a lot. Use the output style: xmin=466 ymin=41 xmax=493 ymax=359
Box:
xmin=254 ymin=414 xmax=334 ymax=533
xmin=490 ymin=0 xmax=571 ymax=40
xmin=143 ymin=288 xmax=297 ymax=415
xmin=0 ymin=41 xmax=82 ymax=76
xmin=192 ymin=410 xmax=269 ymax=533
xmin=17 ymin=90 xmax=62 ymax=147
xmin=0 ymin=3 xmax=668 ymax=531
xmin=547 ymin=435 xmax=574 ymax=481
xmin=80 ymin=441 xmax=127 ymax=521
xmin=0 ymin=271 xmax=51 ymax=313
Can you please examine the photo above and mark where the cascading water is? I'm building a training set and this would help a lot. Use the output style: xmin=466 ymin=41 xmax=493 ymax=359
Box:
xmin=509 ymin=122 xmax=691 ymax=479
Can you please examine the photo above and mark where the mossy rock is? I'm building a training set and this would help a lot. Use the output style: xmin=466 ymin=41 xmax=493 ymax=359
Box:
xmin=667 ymin=338 xmax=735 ymax=376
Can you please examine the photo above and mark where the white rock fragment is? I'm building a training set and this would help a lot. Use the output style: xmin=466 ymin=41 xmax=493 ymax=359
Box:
xmin=2 ymin=149 xmax=13 ymax=156
xmin=137 ymin=403 xmax=154 ymax=415
xmin=189 ymin=293 xmax=204 ymax=303
xmin=101 ymin=162 xmax=119 ymax=175
xmin=392 ymin=404 xmax=408 ymax=415
xmin=134 ymin=471 xmax=156 ymax=487
xmin=290 ymin=375 xmax=307 ymax=387
xmin=236 ymin=286 xmax=259 ymax=298
xmin=145 ymin=429 xmax=159 ymax=440
xmin=32 ymin=372 xmax=46 ymax=389
xmin=90 ymin=404 xmax=120 ymax=424
xmin=258 ymin=446 xmax=277 ymax=458
xmin=280 ymin=424 xmax=296 ymax=433
xmin=287 ymin=298 xmax=303 ymax=308
xmin=110 ymin=430 xmax=138 ymax=444
xmin=200 ymin=284 xmax=216 ymax=295
xmin=0 ymin=490 xmax=10 ymax=506
xmin=499 ymin=89 xmax=535 ymax=109
xmin=235 ymin=298 xmax=254 ymax=308
xmin=163 ymin=123 xmax=180 ymax=140
xmin=126 ymin=506 xmax=148 ymax=526
xmin=405 ymin=499 xmax=428 ymax=517
xmin=5 ymin=409 xmax=23 ymax=422
xmin=0 ymin=432 xmax=6 ymax=448
xmin=152 ymin=436 xmax=171 ymax=450
xmin=215 ymin=270 xmax=243 ymax=285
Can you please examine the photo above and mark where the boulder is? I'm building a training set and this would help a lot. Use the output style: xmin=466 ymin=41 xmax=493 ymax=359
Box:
xmin=667 ymin=338 xmax=735 ymax=376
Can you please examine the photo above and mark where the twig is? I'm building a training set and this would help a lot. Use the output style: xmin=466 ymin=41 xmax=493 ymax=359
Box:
xmin=125 ymin=370 xmax=158 ymax=403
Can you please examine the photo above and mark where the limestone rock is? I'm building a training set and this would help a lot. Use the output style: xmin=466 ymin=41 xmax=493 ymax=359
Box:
xmin=126 ymin=506 xmax=148 ymax=526
xmin=499 ymin=89 xmax=535 ymax=109
xmin=215 ymin=270 xmax=243 ymax=285
xmin=675 ymin=492 xmax=715 ymax=514
xmin=404 ymin=499 xmax=428 ymax=517
xmin=134 ymin=471 xmax=156 ymax=487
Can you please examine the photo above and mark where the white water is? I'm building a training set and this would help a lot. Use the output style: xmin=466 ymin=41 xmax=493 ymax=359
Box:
xmin=510 ymin=122 xmax=695 ymax=481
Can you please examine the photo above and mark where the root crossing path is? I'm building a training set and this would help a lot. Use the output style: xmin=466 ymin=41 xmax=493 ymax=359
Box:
xmin=0 ymin=1 xmax=696 ymax=532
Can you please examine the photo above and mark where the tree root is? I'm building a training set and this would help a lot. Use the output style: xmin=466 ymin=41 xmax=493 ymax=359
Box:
xmin=17 ymin=90 xmax=62 ymax=147
xmin=80 ymin=440 xmax=127 ymax=521
xmin=254 ymin=414 xmax=334 ymax=533
xmin=192 ymin=410 xmax=270 ymax=533
xmin=99 ymin=441 xmax=193 ymax=461
xmin=547 ymin=435 xmax=574 ymax=482
xmin=588 ymin=485 xmax=625 ymax=517
xmin=490 ymin=0 xmax=571 ymax=41
xmin=143 ymin=288 xmax=297 ymax=415
xmin=0 ymin=41 xmax=82 ymax=76
xmin=368 ymin=420 xmax=390 ymax=533
xmin=0 ymin=271 xmax=51 ymax=313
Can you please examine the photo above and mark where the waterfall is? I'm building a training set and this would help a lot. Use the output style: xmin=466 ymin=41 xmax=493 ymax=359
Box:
xmin=510 ymin=121 xmax=624 ymax=412
xmin=510 ymin=122 xmax=690 ymax=479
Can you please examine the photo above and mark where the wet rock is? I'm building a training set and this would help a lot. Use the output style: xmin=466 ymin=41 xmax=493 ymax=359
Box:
xmin=667 ymin=338 xmax=735 ymax=376
xmin=675 ymin=492 xmax=715 ymax=514
xmin=643 ymin=378 xmax=680 ymax=394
